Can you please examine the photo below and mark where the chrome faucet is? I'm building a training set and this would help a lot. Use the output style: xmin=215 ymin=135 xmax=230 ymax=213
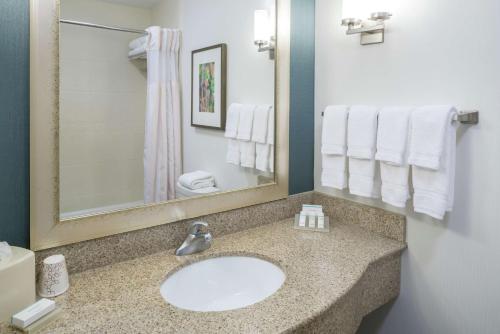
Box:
xmin=175 ymin=221 xmax=213 ymax=256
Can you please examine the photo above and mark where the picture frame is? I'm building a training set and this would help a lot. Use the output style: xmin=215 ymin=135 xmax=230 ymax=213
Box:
xmin=191 ymin=44 xmax=227 ymax=130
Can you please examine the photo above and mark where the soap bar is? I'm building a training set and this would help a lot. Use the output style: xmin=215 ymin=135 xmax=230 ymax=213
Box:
xmin=317 ymin=216 xmax=325 ymax=229
xmin=11 ymin=299 xmax=55 ymax=329
xmin=307 ymin=214 xmax=316 ymax=228
xmin=298 ymin=214 xmax=306 ymax=227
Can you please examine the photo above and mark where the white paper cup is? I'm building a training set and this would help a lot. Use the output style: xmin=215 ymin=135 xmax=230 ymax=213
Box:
xmin=38 ymin=254 xmax=69 ymax=297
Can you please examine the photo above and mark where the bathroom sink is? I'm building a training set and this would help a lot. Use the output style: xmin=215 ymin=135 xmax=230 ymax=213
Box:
xmin=160 ymin=256 xmax=285 ymax=312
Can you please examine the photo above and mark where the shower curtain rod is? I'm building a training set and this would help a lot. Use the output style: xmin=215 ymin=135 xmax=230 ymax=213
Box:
xmin=59 ymin=19 xmax=147 ymax=35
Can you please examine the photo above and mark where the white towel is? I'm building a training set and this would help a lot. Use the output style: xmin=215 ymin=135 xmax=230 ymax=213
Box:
xmin=321 ymin=105 xmax=348 ymax=155
xmin=380 ymin=162 xmax=410 ymax=208
xmin=267 ymin=108 xmax=275 ymax=145
xmin=412 ymin=109 xmax=457 ymax=220
xmin=129 ymin=36 xmax=147 ymax=50
xmin=128 ymin=45 xmax=147 ymax=58
xmin=251 ymin=105 xmax=271 ymax=143
xmin=269 ymin=145 xmax=274 ymax=173
xmin=375 ymin=107 xmax=413 ymax=165
xmin=224 ymin=103 xmax=241 ymax=138
xmin=256 ymin=143 xmax=270 ymax=172
xmin=375 ymin=106 xmax=412 ymax=207
xmin=178 ymin=171 xmax=215 ymax=190
xmin=349 ymin=158 xmax=381 ymax=198
xmin=240 ymin=141 xmax=256 ymax=168
xmin=226 ymin=139 xmax=240 ymax=165
xmin=347 ymin=106 xmax=379 ymax=159
xmin=265 ymin=109 xmax=275 ymax=172
xmin=408 ymin=105 xmax=457 ymax=170
xmin=321 ymin=155 xmax=347 ymax=189
xmin=236 ymin=105 xmax=256 ymax=141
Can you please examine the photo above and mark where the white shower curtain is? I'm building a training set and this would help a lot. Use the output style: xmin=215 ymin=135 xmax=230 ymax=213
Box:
xmin=144 ymin=27 xmax=182 ymax=203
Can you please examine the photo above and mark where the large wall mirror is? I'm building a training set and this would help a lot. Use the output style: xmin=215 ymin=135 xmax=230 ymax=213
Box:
xmin=30 ymin=0 xmax=290 ymax=250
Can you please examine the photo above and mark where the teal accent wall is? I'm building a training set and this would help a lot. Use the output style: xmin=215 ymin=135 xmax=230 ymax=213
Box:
xmin=289 ymin=0 xmax=315 ymax=194
xmin=0 ymin=0 xmax=30 ymax=247
xmin=0 ymin=0 xmax=316 ymax=246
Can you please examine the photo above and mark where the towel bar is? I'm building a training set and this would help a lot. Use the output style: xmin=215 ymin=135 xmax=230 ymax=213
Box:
xmin=320 ymin=109 xmax=479 ymax=125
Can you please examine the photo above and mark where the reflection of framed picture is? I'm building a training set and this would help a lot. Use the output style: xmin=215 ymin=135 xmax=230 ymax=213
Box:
xmin=191 ymin=44 xmax=227 ymax=130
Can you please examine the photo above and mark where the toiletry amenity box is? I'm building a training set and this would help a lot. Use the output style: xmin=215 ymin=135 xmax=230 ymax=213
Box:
xmin=0 ymin=247 xmax=36 ymax=323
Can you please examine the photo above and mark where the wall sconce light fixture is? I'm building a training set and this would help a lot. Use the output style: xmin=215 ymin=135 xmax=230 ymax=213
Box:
xmin=254 ymin=10 xmax=275 ymax=60
xmin=341 ymin=0 xmax=393 ymax=45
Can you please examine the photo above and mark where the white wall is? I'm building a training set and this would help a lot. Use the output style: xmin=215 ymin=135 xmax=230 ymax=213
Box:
xmin=315 ymin=0 xmax=500 ymax=333
xmin=177 ymin=0 xmax=275 ymax=191
xmin=59 ymin=0 xmax=151 ymax=213
xmin=151 ymin=0 xmax=181 ymax=28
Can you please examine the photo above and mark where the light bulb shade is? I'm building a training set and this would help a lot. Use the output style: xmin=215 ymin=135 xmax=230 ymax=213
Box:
xmin=342 ymin=0 xmax=392 ymax=19
xmin=254 ymin=10 xmax=271 ymax=42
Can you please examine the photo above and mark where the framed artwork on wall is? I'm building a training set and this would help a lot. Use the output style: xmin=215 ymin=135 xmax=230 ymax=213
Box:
xmin=191 ymin=44 xmax=227 ymax=130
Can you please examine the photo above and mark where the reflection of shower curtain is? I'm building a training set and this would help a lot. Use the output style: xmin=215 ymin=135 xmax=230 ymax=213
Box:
xmin=144 ymin=27 xmax=182 ymax=203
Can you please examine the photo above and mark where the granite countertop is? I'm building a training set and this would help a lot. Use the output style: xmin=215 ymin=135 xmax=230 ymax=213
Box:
xmin=3 ymin=219 xmax=405 ymax=334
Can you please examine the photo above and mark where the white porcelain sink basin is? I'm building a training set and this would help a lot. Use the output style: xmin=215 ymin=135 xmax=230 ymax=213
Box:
xmin=160 ymin=256 xmax=285 ymax=312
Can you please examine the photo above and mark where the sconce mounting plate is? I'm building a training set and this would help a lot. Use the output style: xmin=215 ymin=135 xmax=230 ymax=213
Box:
xmin=342 ymin=12 xmax=392 ymax=45
xmin=360 ymin=30 xmax=384 ymax=45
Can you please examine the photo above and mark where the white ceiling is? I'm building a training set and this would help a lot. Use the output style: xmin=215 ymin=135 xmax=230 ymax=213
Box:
xmin=99 ymin=0 xmax=162 ymax=9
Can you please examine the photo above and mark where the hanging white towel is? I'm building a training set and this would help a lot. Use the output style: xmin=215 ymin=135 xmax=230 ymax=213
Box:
xmin=267 ymin=108 xmax=275 ymax=145
xmin=380 ymin=162 xmax=410 ymax=207
xmin=225 ymin=103 xmax=241 ymax=138
xmin=349 ymin=158 xmax=381 ymax=198
xmin=408 ymin=105 xmax=457 ymax=170
xmin=251 ymin=105 xmax=271 ymax=143
xmin=347 ymin=106 xmax=379 ymax=159
xmin=375 ymin=107 xmax=413 ymax=165
xmin=226 ymin=139 xmax=240 ymax=165
xmin=267 ymin=108 xmax=275 ymax=173
xmin=240 ymin=141 xmax=256 ymax=168
xmin=412 ymin=108 xmax=457 ymax=220
xmin=321 ymin=155 xmax=347 ymax=189
xmin=375 ymin=106 xmax=413 ymax=207
xmin=236 ymin=105 xmax=256 ymax=141
xmin=256 ymin=143 xmax=271 ymax=172
xmin=321 ymin=105 xmax=348 ymax=155
xmin=269 ymin=145 xmax=274 ymax=173
xmin=178 ymin=171 xmax=215 ymax=190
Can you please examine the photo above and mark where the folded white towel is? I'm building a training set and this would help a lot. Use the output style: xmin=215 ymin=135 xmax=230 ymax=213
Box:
xmin=128 ymin=45 xmax=147 ymax=58
xmin=347 ymin=106 xmax=379 ymax=159
xmin=375 ymin=106 xmax=413 ymax=165
xmin=225 ymin=103 xmax=241 ymax=138
xmin=178 ymin=171 xmax=215 ymax=190
xmin=269 ymin=145 xmax=274 ymax=172
xmin=408 ymin=105 xmax=457 ymax=170
xmin=236 ymin=105 xmax=256 ymax=141
xmin=226 ymin=139 xmax=240 ymax=165
xmin=240 ymin=141 xmax=256 ymax=168
xmin=349 ymin=158 xmax=381 ymax=198
xmin=267 ymin=108 xmax=275 ymax=145
xmin=251 ymin=105 xmax=271 ymax=143
xmin=374 ymin=106 xmax=412 ymax=207
xmin=412 ymin=110 xmax=457 ymax=220
xmin=129 ymin=36 xmax=147 ymax=50
xmin=321 ymin=154 xmax=347 ymax=189
xmin=380 ymin=162 xmax=410 ymax=208
xmin=256 ymin=143 xmax=270 ymax=172
xmin=321 ymin=105 xmax=348 ymax=155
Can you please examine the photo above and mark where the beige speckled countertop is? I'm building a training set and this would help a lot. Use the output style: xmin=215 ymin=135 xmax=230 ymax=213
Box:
xmin=3 ymin=219 xmax=405 ymax=334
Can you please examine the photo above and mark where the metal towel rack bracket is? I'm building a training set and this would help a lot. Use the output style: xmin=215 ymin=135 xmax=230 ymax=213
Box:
xmin=453 ymin=110 xmax=479 ymax=124
xmin=320 ymin=109 xmax=479 ymax=125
